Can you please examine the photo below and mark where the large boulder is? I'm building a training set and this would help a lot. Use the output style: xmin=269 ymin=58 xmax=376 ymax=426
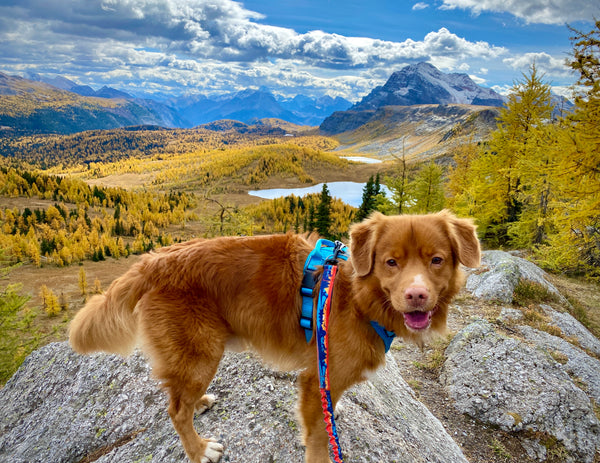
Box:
xmin=440 ymin=319 xmax=600 ymax=463
xmin=0 ymin=342 xmax=468 ymax=463
xmin=466 ymin=250 xmax=565 ymax=303
xmin=517 ymin=324 xmax=600 ymax=405
xmin=540 ymin=303 xmax=600 ymax=356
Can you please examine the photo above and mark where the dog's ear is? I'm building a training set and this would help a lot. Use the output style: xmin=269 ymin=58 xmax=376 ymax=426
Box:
xmin=350 ymin=212 xmax=383 ymax=277
xmin=441 ymin=211 xmax=481 ymax=268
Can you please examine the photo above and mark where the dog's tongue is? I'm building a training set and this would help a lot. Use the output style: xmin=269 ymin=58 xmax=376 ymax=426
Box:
xmin=403 ymin=310 xmax=431 ymax=330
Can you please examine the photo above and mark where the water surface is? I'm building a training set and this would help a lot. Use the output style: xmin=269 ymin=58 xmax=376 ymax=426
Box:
xmin=249 ymin=181 xmax=389 ymax=208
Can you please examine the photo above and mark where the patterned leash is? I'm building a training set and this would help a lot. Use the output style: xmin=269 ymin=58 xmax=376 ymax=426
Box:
xmin=315 ymin=260 xmax=344 ymax=463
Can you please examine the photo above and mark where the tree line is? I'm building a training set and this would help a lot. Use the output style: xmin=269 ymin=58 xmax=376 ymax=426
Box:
xmin=0 ymin=167 xmax=197 ymax=266
xmin=446 ymin=22 xmax=599 ymax=276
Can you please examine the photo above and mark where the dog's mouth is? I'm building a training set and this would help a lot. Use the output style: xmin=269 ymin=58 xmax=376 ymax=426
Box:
xmin=403 ymin=306 xmax=438 ymax=331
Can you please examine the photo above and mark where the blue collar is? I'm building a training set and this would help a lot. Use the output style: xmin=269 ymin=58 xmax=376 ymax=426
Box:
xmin=300 ymin=239 xmax=396 ymax=352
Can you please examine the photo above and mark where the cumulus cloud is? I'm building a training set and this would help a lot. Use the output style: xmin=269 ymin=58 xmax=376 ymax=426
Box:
xmin=0 ymin=0 xmax=515 ymax=98
xmin=0 ymin=0 xmax=506 ymax=68
xmin=440 ymin=0 xmax=598 ymax=25
xmin=503 ymin=52 xmax=572 ymax=77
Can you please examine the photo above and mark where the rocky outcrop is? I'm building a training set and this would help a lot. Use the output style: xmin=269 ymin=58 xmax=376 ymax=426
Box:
xmin=466 ymin=250 xmax=565 ymax=304
xmin=441 ymin=319 xmax=600 ymax=463
xmin=0 ymin=342 xmax=468 ymax=463
xmin=451 ymin=252 xmax=600 ymax=462
xmin=540 ymin=303 xmax=600 ymax=356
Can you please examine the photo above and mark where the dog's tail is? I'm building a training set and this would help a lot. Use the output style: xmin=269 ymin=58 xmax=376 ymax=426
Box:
xmin=69 ymin=261 xmax=150 ymax=356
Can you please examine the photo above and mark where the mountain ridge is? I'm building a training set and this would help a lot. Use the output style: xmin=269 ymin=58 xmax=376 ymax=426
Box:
xmin=351 ymin=62 xmax=505 ymax=111
xmin=6 ymin=72 xmax=352 ymax=133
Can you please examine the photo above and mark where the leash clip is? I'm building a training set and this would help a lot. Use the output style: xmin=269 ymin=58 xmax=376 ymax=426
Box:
xmin=325 ymin=240 xmax=347 ymax=266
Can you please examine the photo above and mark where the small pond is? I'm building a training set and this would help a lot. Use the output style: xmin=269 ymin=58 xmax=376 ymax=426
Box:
xmin=249 ymin=181 xmax=390 ymax=208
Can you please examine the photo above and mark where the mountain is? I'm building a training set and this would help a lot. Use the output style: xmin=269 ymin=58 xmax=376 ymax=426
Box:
xmin=277 ymin=94 xmax=351 ymax=125
xmin=351 ymin=62 xmax=505 ymax=111
xmin=0 ymin=72 xmax=173 ymax=135
xmin=0 ymin=72 xmax=186 ymax=134
xmin=198 ymin=118 xmax=313 ymax=136
xmin=173 ymin=89 xmax=351 ymax=127
xmin=318 ymin=62 xmax=506 ymax=157
xmin=16 ymin=72 xmax=352 ymax=130
xmin=175 ymin=89 xmax=295 ymax=126
xmin=26 ymin=73 xmax=132 ymax=99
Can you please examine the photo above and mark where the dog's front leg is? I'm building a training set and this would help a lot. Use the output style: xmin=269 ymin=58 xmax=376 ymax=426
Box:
xmin=297 ymin=369 xmax=335 ymax=463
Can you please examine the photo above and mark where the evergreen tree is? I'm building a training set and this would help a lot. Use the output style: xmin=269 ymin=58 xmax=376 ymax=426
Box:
xmin=356 ymin=176 xmax=377 ymax=221
xmin=93 ymin=278 xmax=103 ymax=294
xmin=316 ymin=184 xmax=332 ymax=237
xmin=446 ymin=137 xmax=479 ymax=216
xmin=536 ymin=21 xmax=600 ymax=274
xmin=0 ymin=250 xmax=37 ymax=384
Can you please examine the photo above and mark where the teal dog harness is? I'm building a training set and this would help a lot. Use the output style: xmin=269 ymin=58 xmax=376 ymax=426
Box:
xmin=300 ymin=239 xmax=396 ymax=351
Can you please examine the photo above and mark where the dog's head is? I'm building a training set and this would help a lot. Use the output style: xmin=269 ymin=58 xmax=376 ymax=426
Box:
xmin=349 ymin=211 xmax=480 ymax=342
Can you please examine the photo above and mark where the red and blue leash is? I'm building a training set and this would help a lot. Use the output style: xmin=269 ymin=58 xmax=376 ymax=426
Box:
xmin=315 ymin=261 xmax=344 ymax=463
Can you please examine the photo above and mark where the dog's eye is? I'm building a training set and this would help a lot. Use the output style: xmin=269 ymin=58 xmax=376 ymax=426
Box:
xmin=431 ymin=257 xmax=443 ymax=265
xmin=386 ymin=259 xmax=398 ymax=267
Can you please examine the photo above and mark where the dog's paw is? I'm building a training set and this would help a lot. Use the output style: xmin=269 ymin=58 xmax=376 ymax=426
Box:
xmin=196 ymin=394 xmax=217 ymax=414
xmin=201 ymin=438 xmax=223 ymax=463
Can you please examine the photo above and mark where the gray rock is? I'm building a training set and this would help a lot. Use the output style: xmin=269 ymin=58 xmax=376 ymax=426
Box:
xmin=540 ymin=304 xmax=600 ymax=356
xmin=466 ymin=250 xmax=565 ymax=303
xmin=0 ymin=342 xmax=468 ymax=463
xmin=518 ymin=324 xmax=600 ymax=404
xmin=440 ymin=319 xmax=600 ymax=463
xmin=497 ymin=307 xmax=524 ymax=323
xmin=521 ymin=438 xmax=548 ymax=461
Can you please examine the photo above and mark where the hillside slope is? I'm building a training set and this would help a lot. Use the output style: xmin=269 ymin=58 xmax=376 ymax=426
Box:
xmin=0 ymin=73 xmax=171 ymax=135
xmin=322 ymin=104 xmax=499 ymax=160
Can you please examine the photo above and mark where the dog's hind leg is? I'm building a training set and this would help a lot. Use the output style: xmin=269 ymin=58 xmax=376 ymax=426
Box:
xmin=138 ymin=293 xmax=227 ymax=463
xmin=167 ymin=378 xmax=224 ymax=463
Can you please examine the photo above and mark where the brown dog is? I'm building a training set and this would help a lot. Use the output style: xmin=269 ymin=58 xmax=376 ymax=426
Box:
xmin=69 ymin=211 xmax=480 ymax=463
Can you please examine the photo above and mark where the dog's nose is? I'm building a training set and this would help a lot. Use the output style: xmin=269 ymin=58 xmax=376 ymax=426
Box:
xmin=405 ymin=286 xmax=429 ymax=306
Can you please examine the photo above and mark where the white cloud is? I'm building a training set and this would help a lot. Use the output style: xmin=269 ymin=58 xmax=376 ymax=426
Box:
xmin=0 ymin=0 xmax=507 ymax=69
xmin=503 ymin=52 xmax=572 ymax=77
xmin=440 ymin=0 xmax=598 ymax=25
xmin=412 ymin=2 xmax=429 ymax=11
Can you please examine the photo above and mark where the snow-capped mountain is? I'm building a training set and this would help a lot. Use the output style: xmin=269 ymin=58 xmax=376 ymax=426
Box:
xmin=352 ymin=62 xmax=505 ymax=110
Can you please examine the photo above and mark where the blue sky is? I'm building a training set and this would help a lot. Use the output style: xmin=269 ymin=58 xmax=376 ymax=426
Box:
xmin=0 ymin=0 xmax=597 ymax=102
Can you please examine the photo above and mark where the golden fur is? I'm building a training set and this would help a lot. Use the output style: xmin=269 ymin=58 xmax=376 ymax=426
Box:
xmin=69 ymin=211 xmax=480 ymax=463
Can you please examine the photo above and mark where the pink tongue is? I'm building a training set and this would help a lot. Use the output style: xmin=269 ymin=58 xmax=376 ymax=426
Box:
xmin=403 ymin=311 xmax=431 ymax=330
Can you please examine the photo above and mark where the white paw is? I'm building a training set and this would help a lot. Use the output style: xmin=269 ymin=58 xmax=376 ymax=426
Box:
xmin=201 ymin=439 xmax=224 ymax=463
xmin=196 ymin=394 xmax=217 ymax=414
